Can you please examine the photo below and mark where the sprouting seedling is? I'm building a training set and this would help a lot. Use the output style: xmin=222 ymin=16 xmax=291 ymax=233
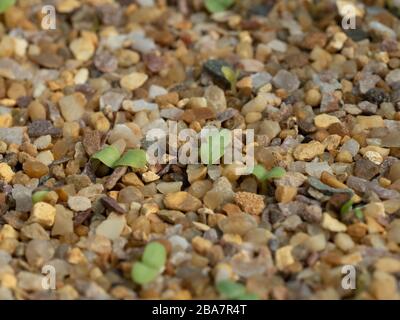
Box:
xmin=252 ymin=165 xmax=286 ymax=194
xmin=205 ymin=0 xmax=235 ymax=13
xmin=252 ymin=164 xmax=286 ymax=182
xmin=32 ymin=190 xmax=50 ymax=204
xmin=91 ymin=147 xmax=147 ymax=169
xmin=0 ymin=0 xmax=15 ymax=13
xmin=221 ymin=66 xmax=240 ymax=93
xmin=340 ymin=199 xmax=353 ymax=216
xmin=354 ymin=207 xmax=364 ymax=220
xmin=216 ymin=280 xmax=259 ymax=300
xmin=131 ymin=242 xmax=167 ymax=285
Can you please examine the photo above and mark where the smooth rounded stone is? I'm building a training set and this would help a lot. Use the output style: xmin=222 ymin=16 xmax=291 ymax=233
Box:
xmin=321 ymin=213 xmax=347 ymax=232
xmin=160 ymin=107 xmax=184 ymax=120
xmin=78 ymin=184 xmax=104 ymax=200
xmin=130 ymin=31 xmax=157 ymax=54
xmin=51 ymin=206 xmax=73 ymax=238
xmin=204 ymin=177 xmax=234 ymax=210
xmin=96 ymin=214 xmax=126 ymax=240
xmin=314 ymin=114 xmax=340 ymax=129
xmin=157 ymin=209 xmax=185 ymax=224
xmin=258 ymin=119 xmax=281 ymax=140
xmin=207 ymin=165 xmax=221 ymax=180
xmin=272 ymin=70 xmax=300 ymax=93
xmin=218 ymin=213 xmax=258 ymax=236
xmin=188 ymin=180 xmax=212 ymax=199
xmin=67 ymin=196 xmax=91 ymax=211
xmin=334 ymin=233 xmax=355 ymax=252
xmin=0 ymin=250 xmax=11 ymax=267
xmin=293 ymin=141 xmax=325 ymax=161
xmin=388 ymin=220 xmax=400 ymax=244
xmin=123 ymin=99 xmax=158 ymax=112
xmin=282 ymin=215 xmax=302 ymax=231
xmin=164 ymin=191 xmax=202 ymax=212
xmin=108 ymin=124 xmax=142 ymax=148
xmin=0 ymin=287 xmax=13 ymax=300
xmin=36 ymin=150 xmax=54 ymax=166
xmin=23 ymin=160 xmax=49 ymax=178
xmin=120 ymin=72 xmax=148 ymax=91
xmin=21 ymin=223 xmax=50 ymax=240
xmin=59 ymin=93 xmax=86 ymax=122
xmin=17 ymin=271 xmax=45 ymax=291
xmin=243 ymin=228 xmax=273 ymax=245
xmin=241 ymin=95 xmax=268 ymax=115
xmin=204 ymin=85 xmax=227 ymax=113
xmin=275 ymin=172 xmax=307 ymax=188
xmin=340 ymin=139 xmax=360 ymax=157
xmin=0 ymin=163 xmax=14 ymax=183
xmin=389 ymin=161 xmax=400 ymax=182
xmin=156 ymin=181 xmax=182 ymax=194
xmin=304 ymin=234 xmax=326 ymax=252
xmin=25 ymin=240 xmax=55 ymax=268
xmin=12 ymin=184 xmax=32 ymax=212
xmin=305 ymin=88 xmax=322 ymax=107
xmin=149 ymin=85 xmax=167 ymax=99
xmin=305 ymin=162 xmax=333 ymax=179
xmin=99 ymin=91 xmax=125 ymax=112
xmin=168 ymin=235 xmax=189 ymax=251
xmin=250 ymin=72 xmax=272 ymax=91
xmin=0 ymin=127 xmax=25 ymax=145
xmin=70 ymin=37 xmax=95 ymax=62
xmin=385 ymin=69 xmax=400 ymax=89
xmin=118 ymin=186 xmax=144 ymax=204
xmin=33 ymin=135 xmax=51 ymax=150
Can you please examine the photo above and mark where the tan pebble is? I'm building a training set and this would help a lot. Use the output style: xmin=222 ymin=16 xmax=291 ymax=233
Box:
xmin=336 ymin=150 xmax=353 ymax=163
xmin=364 ymin=151 xmax=383 ymax=165
xmin=192 ymin=236 xmax=212 ymax=254
xmin=305 ymin=89 xmax=322 ymax=107
xmin=142 ymin=171 xmax=160 ymax=183
xmin=29 ymin=202 xmax=56 ymax=228
xmin=234 ymin=191 xmax=265 ymax=215
xmin=59 ymin=93 xmax=86 ymax=122
xmin=23 ymin=160 xmax=49 ymax=178
xmin=356 ymin=115 xmax=384 ymax=129
xmin=56 ymin=0 xmax=81 ymax=13
xmin=275 ymin=185 xmax=297 ymax=203
xmin=334 ymin=233 xmax=354 ymax=252
xmin=293 ymin=141 xmax=325 ymax=161
xmin=120 ymin=72 xmax=148 ymax=91
xmin=67 ymin=247 xmax=87 ymax=264
xmin=0 ymin=224 xmax=18 ymax=240
xmin=164 ymin=192 xmax=202 ymax=212
xmin=304 ymin=234 xmax=326 ymax=252
xmin=51 ymin=205 xmax=74 ymax=236
xmin=375 ymin=258 xmax=400 ymax=273
xmin=363 ymin=202 xmax=385 ymax=219
xmin=89 ymin=112 xmax=110 ymax=133
xmin=322 ymin=212 xmax=347 ymax=232
xmin=70 ymin=37 xmax=95 ymax=62
xmin=275 ymin=245 xmax=295 ymax=271
xmin=245 ymin=112 xmax=262 ymax=123
xmin=122 ymin=172 xmax=144 ymax=187
xmin=62 ymin=122 xmax=80 ymax=138
xmin=28 ymin=100 xmax=46 ymax=121
xmin=187 ymin=165 xmax=207 ymax=184
xmin=360 ymin=146 xmax=390 ymax=157
xmin=314 ymin=114 xmax=340 ymax=129
xmin=0 ymin=113 xmax=12 ymax=128
xmin=371 ymin=271 xmax=399 ymax=300
xmin=0 ymin=163 xmax=14 ymax=183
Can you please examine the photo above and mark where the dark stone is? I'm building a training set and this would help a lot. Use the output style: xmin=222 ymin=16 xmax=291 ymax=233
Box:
xmin=364 ymin=88 xmax=389 ymax=105
xmin=28 ymin=120 xmax=61 ymax=138
xmin=203 ymin=59 xmax=233 ymax=88
xmin=344 ymin=28 xmax=369 ymax=42
xmin=354 ymin=159 xmax=380 ymax=180
xmin=94 ymin=51 xmax=118 ymax=73
xmin=101 ymin=196 xmax=126 ymax=214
